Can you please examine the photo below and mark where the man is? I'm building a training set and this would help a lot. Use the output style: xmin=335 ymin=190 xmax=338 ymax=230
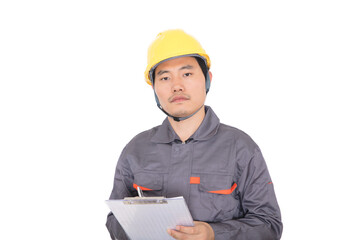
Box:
xmin=106 ymin=29 xmax=283 ymax=240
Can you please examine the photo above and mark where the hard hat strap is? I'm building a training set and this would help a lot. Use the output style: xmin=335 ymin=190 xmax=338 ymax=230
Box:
xmin=153 ymin=90 xmax=204 ymax=122
xmin=157 ymin=103 xmax=204 ymax=122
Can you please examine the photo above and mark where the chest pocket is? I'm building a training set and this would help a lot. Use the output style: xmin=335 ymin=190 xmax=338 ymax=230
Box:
xmin=191 ymin=174 xmax=238 ymax=222
xmin=133 ymin=172 xmax=164 ymax=197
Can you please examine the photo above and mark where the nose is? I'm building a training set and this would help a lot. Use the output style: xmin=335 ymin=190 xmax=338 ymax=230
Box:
xmin=171 ymin=76 xmax=184 ymax=93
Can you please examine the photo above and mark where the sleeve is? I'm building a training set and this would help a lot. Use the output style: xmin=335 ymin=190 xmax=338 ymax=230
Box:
xmin=208 ymin=149 xmax=283 ymax=240
xmin=105 ymin=146 xmax=135 ymax=240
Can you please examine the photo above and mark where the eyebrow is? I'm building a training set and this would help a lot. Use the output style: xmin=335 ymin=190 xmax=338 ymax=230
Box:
xmin=156 ymin=65 xmax=194 ymax=76
xmin=156 ymin=70 xmax=169 ymax=76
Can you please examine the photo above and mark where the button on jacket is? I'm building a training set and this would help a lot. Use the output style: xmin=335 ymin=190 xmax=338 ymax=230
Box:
xmin=106 ymin=106 xmax=282 ymax=240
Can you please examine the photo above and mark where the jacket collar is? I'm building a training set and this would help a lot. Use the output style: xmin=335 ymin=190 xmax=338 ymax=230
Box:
xmin=150 ymin=106 xmax=220 ymax=143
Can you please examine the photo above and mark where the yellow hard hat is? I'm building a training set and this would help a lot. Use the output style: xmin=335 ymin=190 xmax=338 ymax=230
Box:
xmin=144 ymin=29 xmax=211 ymax=86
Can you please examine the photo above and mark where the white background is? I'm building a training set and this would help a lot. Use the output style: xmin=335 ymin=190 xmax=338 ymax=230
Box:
xmin=1 ymin=0 xmax=342 ymax=239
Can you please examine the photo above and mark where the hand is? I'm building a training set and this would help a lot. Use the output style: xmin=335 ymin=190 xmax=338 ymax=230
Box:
xmin=167 ymin=221 xmax=215 ymax=240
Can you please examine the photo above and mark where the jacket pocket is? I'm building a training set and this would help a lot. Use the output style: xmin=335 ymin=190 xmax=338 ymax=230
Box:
xmin=199 ymin=175 xmax=237 ymax=195
xmin=193 ymin=174 xmax=238 ymax=221
xmin=133 ymin=172 xmax=164 ymax=197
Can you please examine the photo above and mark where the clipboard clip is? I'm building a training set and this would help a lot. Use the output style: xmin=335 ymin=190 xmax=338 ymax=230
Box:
xmin=123 ymin=197 xmax=167 ymax=205
xmin=123 ymin=187 xmax=167 ymax=205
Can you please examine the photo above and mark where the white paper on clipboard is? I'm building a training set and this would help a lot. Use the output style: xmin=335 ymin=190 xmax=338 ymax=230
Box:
xmin=105 ymin=196 xmax=194 ymax=240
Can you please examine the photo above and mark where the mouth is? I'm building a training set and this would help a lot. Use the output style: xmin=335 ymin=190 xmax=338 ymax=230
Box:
xmin=169 ymin=94 xmax=190 ymax=103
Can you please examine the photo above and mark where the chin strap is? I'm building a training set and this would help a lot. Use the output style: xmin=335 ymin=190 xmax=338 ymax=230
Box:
xmin=157 ymin=104 xmax=204 ymax=122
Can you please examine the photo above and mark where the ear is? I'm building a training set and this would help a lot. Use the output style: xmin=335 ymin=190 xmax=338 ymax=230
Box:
xmin=208 ymin=71 xmax=213 ymax=82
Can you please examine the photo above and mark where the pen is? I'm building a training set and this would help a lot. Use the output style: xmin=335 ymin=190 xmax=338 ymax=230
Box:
xmin=137 ymin=186 xmax=144 ymax=197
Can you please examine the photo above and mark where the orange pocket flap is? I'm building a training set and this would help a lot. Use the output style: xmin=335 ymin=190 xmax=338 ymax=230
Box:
xmin=198 ymin=174 xmax=237 ymax=195
xmin=133 ymin=173 xmax=163 ymax=191
xmin=207 ymin=182 xmax=237 ymax=195
xmin=133 ymin=183 xmax=153 ymax=191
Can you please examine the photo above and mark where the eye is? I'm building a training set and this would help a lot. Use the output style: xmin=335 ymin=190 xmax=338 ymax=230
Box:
xmin=160 ymin=76 xmax=169 ymax=81
xmin=184 ymin=73 xmax=192 ymax=77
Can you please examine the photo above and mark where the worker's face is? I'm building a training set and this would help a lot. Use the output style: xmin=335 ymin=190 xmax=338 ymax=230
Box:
xmin=154 ymin=56 xmax=211 ymax=118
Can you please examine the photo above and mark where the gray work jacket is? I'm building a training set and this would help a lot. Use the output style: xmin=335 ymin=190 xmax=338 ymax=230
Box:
xmin=106 ymin=106 xmax=282 ymax=240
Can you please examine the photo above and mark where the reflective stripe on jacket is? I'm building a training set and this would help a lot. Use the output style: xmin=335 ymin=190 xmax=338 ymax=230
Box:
xmin=106 ymin=106 xmax=282 ymax=240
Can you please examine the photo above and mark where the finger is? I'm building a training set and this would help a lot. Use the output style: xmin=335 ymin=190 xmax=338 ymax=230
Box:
xmin=176 ymin=225 xmax=197 ymax=235
xmin=167 ymin=228 xmax=188 ymax=240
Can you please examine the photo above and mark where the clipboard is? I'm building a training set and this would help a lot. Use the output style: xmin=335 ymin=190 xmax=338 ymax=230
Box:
xmin=105 ymin=187 xmax=194 ymax=240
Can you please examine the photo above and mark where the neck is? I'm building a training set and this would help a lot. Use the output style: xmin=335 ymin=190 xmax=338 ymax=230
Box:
xmin=168 ymin=105 xmax=206 ymax=142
